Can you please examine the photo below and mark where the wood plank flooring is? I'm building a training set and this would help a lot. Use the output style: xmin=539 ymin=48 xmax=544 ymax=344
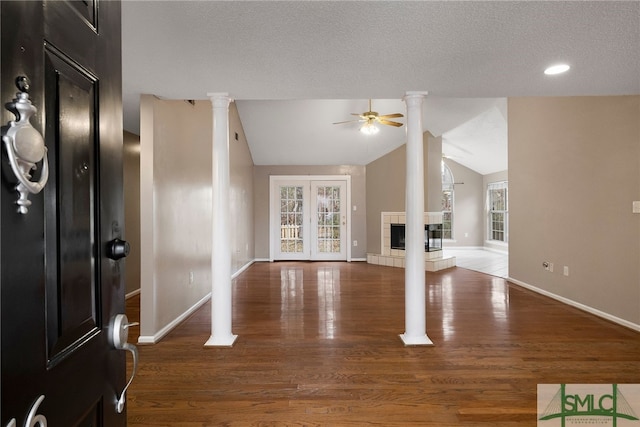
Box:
xmin=125 ymin=262 xmax=640 ymax=426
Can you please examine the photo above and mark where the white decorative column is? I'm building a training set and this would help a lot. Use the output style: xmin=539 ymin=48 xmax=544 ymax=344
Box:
xmin=205 ymin=93 xmax=237 ymax=347
xmin=400 ymin=91 xmax=433 ymax=346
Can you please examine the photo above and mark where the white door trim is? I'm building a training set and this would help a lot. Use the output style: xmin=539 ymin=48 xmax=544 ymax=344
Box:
xmin=269 ymin=175 xmax=351 ymax=262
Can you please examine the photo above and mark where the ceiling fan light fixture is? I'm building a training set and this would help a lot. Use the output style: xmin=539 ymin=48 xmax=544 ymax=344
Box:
xmin=334 ymin=99 xmax=402 ymax=134
xmin=360 ymin=122 xmax=379 ymax=135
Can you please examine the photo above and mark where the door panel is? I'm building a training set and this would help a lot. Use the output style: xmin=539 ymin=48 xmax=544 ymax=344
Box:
xmin=68 ymin=0 xmax=98 ymax=29
xmin=311 ymin=181 xmax=346 ymax=260
xmin=1 ymin=1 xmax=125 ymax=425
xmin=274 ymin=182 xmax=310 ymax=260
xmin=44 ymin=46 xmax=100 ymax=365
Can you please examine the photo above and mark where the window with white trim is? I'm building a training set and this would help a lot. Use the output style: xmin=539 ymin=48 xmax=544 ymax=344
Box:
xmin=441 ymin=162 xmax=454 ymax=239
xmin=487 ymin=181 xmax=508 ymax=242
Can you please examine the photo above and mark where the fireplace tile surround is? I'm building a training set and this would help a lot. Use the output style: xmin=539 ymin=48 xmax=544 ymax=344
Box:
xmin=366 ymin=212 xmax=456 ymax=272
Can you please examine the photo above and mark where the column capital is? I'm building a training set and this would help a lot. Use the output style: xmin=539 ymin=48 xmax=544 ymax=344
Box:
xmin=404 ymin=90 xmax=429 ymax=97
xmin=403 ymin=91 xmax=428 ymax=108
xmin=207 ymin=92 xmax=233 ymax=108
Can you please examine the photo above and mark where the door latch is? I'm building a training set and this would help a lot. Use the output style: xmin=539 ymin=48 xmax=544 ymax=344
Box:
xmin=109 ymin=314 xmax=139 ymax=414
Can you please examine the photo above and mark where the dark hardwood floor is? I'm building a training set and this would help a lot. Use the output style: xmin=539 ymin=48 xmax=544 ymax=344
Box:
xmin=125 ymin=262 xmax=640 ymax=426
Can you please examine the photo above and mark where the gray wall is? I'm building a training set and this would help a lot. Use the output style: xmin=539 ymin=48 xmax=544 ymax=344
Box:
xmin=253 ymin=165 xmax=366 ymax=260
xmin=509 ymin=95 xmax=639 ymax=327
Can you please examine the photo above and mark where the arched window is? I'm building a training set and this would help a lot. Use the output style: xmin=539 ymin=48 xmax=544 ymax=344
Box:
xmin=441 ymin=161 xmax=454 ymax=239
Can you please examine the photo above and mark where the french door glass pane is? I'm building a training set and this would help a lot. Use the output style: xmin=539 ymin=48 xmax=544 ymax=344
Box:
xmin=316 ymin=186 xmax=341 ymax=253
xmin=280 ymin=186 xmax=304 ymax=253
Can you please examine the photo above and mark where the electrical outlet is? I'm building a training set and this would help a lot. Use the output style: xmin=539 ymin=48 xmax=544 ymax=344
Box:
xmin=563 ymin=266 xmax=569 ymax=276
xmin=549 ymin=263 xmax=554 ymax=273
xmin=189 ymin=271 xmax=194 ymax=284
xmin=353 ymin=240 xmax=358 ymax=247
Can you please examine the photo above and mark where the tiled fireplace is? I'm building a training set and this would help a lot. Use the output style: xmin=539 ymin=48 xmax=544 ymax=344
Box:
xmin=366 ymin=212 xmax=456 ymax=272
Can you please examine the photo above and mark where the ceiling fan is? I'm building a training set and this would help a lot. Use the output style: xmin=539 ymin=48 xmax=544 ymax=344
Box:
xmin=333 ymin=99 xmax=404 ymax=135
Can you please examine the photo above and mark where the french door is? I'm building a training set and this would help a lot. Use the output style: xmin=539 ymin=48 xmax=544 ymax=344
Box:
xmin=271 ymin=176 xmax=350 ymax=261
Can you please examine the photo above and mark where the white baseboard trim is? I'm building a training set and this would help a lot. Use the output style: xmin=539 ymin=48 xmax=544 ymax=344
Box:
xmin=443 ymin=246 xmax=484 ymax=251
xmin=232 ymin=259 xmax=255 ymax=279
xmin=254 ymin=257 xmax=365 ymax=262
xmin=443 ymin=246 xmax=508 ymax=255
xmin=126 ymin=288 xmax=140 ymax=299
xmin=507 ymin=277 xmax=640 ymax=332
xmin=137 ymin=292 xmax=212 ymax=345
xmin=136 ymin=260 xmax=256 ymax=346
xmin=351 ymin=258 xmax=367 ymax=262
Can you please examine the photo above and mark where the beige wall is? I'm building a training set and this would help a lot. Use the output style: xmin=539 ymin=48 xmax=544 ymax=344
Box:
xmin=365 ymin=131 xmax=442 ymax=254
xmin=366 ymin=145 xmax=406 ymax=254
xmin=253 ymin=165 xmax=366 ymax=260
xmin=139 ymin=96 xmax=254 ymax=342
xmin=123 ymin=130 xmax=141 ymax=295
xmin=509 ymin=96 xmax=640 ymax=327
xmin=426 ymin=132 xmax=443 ymax=212
xmin=443 ymin=158 xmax=485 ymax=247
xmin=367 ymin=139 xmax=491 ymax=252
xmin=229 ymin=102 xmax=255 ymax=271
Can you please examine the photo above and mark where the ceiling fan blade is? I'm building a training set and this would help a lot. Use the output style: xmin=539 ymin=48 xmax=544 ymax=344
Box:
xmin=378 ymin=113 xmax=404 ymax=119
xmin=333 ymin=119 xmax=363 ymax=125
xmin=351 ymin=113 xmax=366 ymax=118
xmin=378 ymin=119 xmax=403 ymax=127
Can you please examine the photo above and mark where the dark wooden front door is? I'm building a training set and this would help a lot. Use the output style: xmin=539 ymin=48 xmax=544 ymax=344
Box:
xmin=1 ymin=1 xmax=126 ymax=425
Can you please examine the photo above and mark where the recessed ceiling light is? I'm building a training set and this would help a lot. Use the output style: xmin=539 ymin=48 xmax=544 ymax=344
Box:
xmin=544 ymin=64 xmax=570 ymax=75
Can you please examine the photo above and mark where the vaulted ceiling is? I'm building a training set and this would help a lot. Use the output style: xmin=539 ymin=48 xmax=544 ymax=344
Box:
xmin=122 ymin=1 xmax=639 ymax=175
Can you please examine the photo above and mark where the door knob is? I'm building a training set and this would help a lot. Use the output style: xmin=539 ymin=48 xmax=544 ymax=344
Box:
xmin=107 ymin=238 xmax=130 ymax=260
xmin=109 ymin=314 xmax=139 ymax=414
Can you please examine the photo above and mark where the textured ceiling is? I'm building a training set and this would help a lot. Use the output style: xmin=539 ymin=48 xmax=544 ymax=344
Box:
xmin=122 ymin=1 xmax=640 ymax=173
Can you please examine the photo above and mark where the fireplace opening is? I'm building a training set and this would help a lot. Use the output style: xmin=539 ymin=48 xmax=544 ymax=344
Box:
xmin=390 ymin=224 xmax=405 ymax=250
xmin=390 ymin=223 xmax=442 ymax=252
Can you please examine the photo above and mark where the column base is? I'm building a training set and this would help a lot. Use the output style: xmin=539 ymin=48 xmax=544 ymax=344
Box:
xmin=204 ymin=334 xmax=238 ymax=347
xmin=399 ymin=333 xmax=434 ymax=346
